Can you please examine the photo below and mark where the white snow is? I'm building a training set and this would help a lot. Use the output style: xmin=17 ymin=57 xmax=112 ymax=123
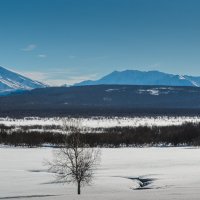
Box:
xmin=179 ymin=75 xmax=185 ymax=80
xmin=138 ymin=89 xmax=159 ymax=95
xmin=1 ymin=116 xmax=200 ymax=129
xmin=0 ymin=147 xmax=200 ymax=199
xmin=105 ymin=89 xmax=119 ymax=92
xmin=191 ymin=81 xmax=199 ymax=87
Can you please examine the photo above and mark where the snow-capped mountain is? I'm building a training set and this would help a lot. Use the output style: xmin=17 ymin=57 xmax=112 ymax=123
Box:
xmin=75 ymin=70 xmax=200 ymax=87
xmin=0 ymin=66 xmax=47 ymax=95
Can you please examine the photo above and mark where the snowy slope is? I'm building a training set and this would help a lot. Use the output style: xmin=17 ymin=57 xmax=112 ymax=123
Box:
xmin=0 ymin=66 xmax=46 ymax=94
xmin=1 ymin=147 xmax=200 ymax=200
xmin=75 ymin=70 xmax=200 ymax=87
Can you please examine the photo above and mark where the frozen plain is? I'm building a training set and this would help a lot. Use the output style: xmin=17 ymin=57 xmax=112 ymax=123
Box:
xmin=2 ymin=116 xmax=200 ymax=128
xmin=1 ymin=147 xmax=200 ymax=200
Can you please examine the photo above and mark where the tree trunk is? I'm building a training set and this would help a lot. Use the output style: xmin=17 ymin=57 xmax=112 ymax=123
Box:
xmin=78 ymin=181 xmax=81 ymax=195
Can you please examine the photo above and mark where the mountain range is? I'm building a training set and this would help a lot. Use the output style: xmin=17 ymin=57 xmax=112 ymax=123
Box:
xmin=75 ymin=70 xmax=200 ymax=87
xmin=0 ymin=66 xmax=46 ymax=95
xmin=1 ymin=66 xmax=200 ymax=96
xmin=1 ymin=66 xmax=200 ymax=116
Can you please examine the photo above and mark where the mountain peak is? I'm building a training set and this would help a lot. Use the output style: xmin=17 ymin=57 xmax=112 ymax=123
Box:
xmin=75 ymin=69 xmax=200 ymax=87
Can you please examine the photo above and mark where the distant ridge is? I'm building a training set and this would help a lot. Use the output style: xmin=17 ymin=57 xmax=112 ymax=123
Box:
xmin=0 ymin=66 xmax=47 ymax=95
xmin=1 ymin=85 xmax=200 ymax=117
xmin=75 ymin=70 xmax=200 ymax=87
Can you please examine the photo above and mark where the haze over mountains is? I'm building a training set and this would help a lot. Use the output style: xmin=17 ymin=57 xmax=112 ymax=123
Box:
xmin=0 ymin=66 xmax=46 ymax=95
xmin=75 ymin=70 xmax=200 ymax=87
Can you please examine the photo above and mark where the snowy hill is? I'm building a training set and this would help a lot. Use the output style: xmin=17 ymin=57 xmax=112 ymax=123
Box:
xmin=75 ymin=70 xmax=200 ymax=87
xmin=0 ymin=66 xmax=46 ymax=95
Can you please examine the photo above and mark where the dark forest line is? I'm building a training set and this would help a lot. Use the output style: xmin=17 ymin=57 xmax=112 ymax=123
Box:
xmin=1 ymin=122 xmax=200 ymax=147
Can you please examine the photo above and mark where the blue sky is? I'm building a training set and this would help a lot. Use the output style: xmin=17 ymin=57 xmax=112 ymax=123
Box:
xmin=0 ymin=0 xmax=200 ymax=85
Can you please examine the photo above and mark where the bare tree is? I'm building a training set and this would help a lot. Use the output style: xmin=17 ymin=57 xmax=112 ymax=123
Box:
xmin=48 ymin=119 xmax=100 ymax=195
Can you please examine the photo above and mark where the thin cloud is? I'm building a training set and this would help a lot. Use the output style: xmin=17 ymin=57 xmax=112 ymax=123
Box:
xmin=20 ymin=70 xmax=98 ymax=86
xmin=38 ymin=54 xmax=47 ymax=58
xmin=21 ymin=72 xmax=48 ymax=81
xmin=67 ymin=74 xmax=97 ymax=85
xmin=45 ymin=79 xmax=70 ymax=86
xmin=22 ymin=44 xmax=37 ymax=51
xmin=45 ymin=74 xmax=97 ymax=86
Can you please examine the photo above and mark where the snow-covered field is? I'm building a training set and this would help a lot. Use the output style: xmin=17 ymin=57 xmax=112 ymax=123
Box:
xmin=1 ymin=147 xmax=200 ymax=200
xmin=1 ymin=116 xmax=200 ymax=129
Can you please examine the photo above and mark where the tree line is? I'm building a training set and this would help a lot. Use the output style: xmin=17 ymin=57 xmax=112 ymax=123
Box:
xmin=1 ymin=122 xmax=200 ymax=147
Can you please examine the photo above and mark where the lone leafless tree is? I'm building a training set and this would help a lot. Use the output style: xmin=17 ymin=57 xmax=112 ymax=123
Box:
xmin=48 ymin=119 xmax=100 ymax=195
